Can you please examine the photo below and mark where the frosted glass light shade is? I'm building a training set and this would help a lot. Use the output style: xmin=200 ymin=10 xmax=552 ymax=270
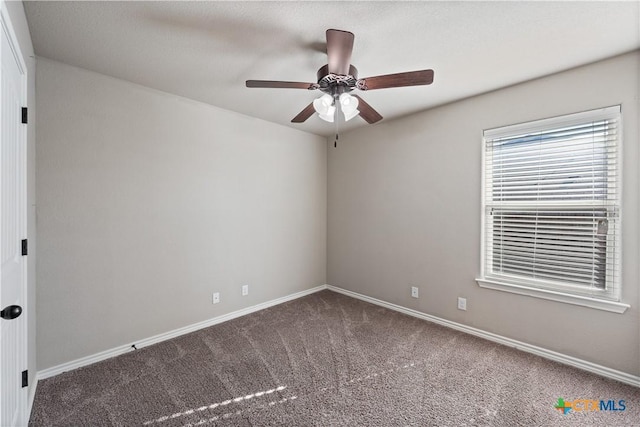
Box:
xmin=313 ymin=94 xmax=335 ymax=122
xmin=339 ymin=93 xmax=359 ymax=121
xmin=318 ymin=109 xmax=335 ymax=122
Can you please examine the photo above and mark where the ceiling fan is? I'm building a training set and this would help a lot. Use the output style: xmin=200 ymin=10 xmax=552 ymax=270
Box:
xmin=246 ymin=29 xmax=434 ymax=125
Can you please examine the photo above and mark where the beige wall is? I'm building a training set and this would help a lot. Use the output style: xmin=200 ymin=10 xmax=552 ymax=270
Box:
xmin=328 ymin=51 xmax=640 ymax=375
xmin=35 ymin=58 xmax=327 ymax=370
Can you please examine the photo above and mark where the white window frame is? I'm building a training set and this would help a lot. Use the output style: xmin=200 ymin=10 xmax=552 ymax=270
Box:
xmin=476 ymin=106 xmax=629 ymax=313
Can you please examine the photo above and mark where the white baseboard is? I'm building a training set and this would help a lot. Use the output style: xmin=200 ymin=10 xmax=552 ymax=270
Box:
xmin=37 ymin=285 xmax=328 ymax=380
xmin=326 ymin=285 xmax=640 ymax=388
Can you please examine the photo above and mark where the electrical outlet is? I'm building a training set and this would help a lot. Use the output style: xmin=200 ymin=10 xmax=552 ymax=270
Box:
xmin=242 ymin=285 xmax=249 ymax=296
xmin=411 ymin=286 xmax=419 ymax=298
xmin=212 ymin=292 xmax=220 ymax=304
xmin=457 ymin=297 xmax=467 ymax=311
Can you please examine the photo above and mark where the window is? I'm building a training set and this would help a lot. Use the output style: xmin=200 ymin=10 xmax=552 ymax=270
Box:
xmin=477 ymin=106 xmax=628 ymax=313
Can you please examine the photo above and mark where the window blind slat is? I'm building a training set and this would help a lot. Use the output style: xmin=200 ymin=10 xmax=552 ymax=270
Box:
xmin=493 ymin=243 xmax=614 ymax=257
xmin=492 ymin=139 xmax=617 ymax=160
xmin=491 ymin=160 xmax=616 ymax=175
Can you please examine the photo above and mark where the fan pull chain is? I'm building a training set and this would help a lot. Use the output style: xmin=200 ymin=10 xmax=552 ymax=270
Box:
xmin=334 ymin=101 xmax=339 ymax=148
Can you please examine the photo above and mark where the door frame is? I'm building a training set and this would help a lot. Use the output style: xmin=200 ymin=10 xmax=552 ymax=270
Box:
xmin=1 ymin=1 xmax=29 ymax=425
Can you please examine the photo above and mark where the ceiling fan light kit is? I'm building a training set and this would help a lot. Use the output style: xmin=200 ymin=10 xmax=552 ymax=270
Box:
xmin=246 ymin=29 xmax=434 ymax=128
xmin=313 ymin=93 xmax=359 ymax=123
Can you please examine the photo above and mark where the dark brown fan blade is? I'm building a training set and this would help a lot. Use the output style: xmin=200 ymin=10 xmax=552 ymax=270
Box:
xmin=326 ymin=29 xmax=354 ymax=75
xmin=246 ymin=80 xmax=318 ymax=90
xmin=357 ymin=69 xmax=434 ymax=91
xmin=353 ymin=95 xmax=383 ymax=124
xmin=291 ymin=102 xmax=316 ymax=123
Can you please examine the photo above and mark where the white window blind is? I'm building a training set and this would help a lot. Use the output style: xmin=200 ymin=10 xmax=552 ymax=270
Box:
xmin=482 ymin=106 xmax=621 ymax=301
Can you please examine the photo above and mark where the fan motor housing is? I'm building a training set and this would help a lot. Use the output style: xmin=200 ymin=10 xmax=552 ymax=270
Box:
xmin=317 ymin=64 xmax=358 ymax=94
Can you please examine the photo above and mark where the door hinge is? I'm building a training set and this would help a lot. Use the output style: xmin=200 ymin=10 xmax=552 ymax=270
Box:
xmin=21 ymin=239 xmax=27 ymax=256
xmin=21 ymin=107 xmax=28 ymax=124
xmin=22 ymin=370 xmax=28 ymax=388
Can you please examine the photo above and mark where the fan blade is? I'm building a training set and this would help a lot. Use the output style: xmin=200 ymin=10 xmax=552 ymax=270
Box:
xmin=353 ymin=95 xmax=383 ymax=124
xmin=291 ymin=102 xmax=316 ymax=123
xmin=357 ymin=69 xmax=434 ymax=91
xmin=326 ymin=29 xmax=354 ymax=75
xmin=246 ymin=80 xmax=318 ymax=90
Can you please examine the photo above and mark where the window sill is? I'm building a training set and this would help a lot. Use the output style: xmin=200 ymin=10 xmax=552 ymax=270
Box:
xmin=475 ymin=278 xmax=629 ymax=314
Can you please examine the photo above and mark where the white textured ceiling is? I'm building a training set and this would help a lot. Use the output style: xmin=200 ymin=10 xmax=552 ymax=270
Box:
xmin=23 ymin=1 xmax=640 ymax=137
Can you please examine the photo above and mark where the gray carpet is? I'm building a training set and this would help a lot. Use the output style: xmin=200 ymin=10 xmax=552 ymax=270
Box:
xmin=30 ymin=290 xmax=639 ymax=426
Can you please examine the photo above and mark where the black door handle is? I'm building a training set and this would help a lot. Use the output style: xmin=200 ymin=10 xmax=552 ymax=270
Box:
xmin=1 ymin=305 xmax=22 ymax=320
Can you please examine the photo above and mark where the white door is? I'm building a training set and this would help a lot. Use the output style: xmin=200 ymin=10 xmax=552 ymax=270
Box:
xmin=0 ymin=5 xmax=28 ymax=426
